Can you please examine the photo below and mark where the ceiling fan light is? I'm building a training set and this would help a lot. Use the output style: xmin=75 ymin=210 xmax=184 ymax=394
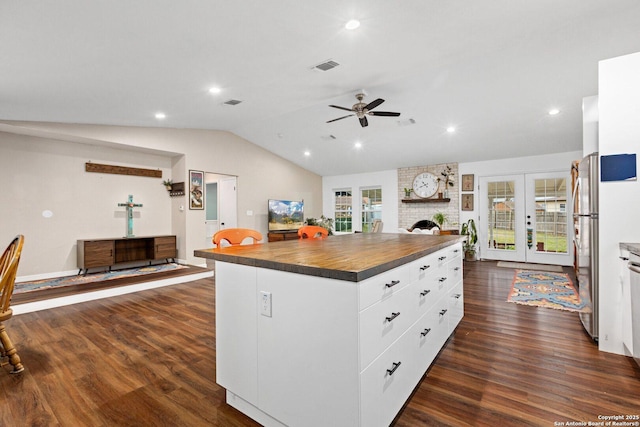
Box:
xmin=345 ymin=19 xmax=360 ymax=30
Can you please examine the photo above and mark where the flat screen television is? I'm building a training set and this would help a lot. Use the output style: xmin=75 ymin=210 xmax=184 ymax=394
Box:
xmin=268 ymin=199 xmax=304 ymax=232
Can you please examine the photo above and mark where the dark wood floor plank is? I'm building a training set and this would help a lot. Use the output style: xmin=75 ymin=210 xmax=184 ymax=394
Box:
xmin=1 ymin=260 xmax=639 ymax=426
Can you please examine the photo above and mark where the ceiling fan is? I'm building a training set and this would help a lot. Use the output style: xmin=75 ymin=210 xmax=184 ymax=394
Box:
xmin=327 ymin=93 xmax=401 ymax=127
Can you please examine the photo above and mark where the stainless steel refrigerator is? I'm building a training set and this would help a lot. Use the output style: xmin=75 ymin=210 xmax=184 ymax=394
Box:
xmin=573 ymin=152 xmax=599 ymax=340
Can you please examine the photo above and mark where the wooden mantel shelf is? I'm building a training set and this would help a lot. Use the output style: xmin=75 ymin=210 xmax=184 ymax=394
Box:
xmin=402 ymin=198 xmax=450 ymax=203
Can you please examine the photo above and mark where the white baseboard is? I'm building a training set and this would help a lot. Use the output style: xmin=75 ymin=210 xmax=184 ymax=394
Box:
xmin=13 ymin=270 xmax=213 ymax=315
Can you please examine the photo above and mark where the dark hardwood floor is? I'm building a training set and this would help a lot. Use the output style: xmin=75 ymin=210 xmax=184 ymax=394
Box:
xmin=2 ymin=261 xmax=639 ymax=426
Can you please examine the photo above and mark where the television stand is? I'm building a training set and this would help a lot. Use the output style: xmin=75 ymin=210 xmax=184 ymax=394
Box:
xmin=267 ymin=231 xmax=298 ymax=242
xmin=77 ymin=235 xmax=177 ymax=274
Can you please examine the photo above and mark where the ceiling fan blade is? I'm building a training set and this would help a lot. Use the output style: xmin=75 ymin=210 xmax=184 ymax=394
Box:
xmin=326 ymin=114 xmax=354 ymax=123
xmin=364 ymin=98 xmax=385 ymax=111
xmin=359 ymin=116 xmax=368 ymax=127
xmin=329 ymin=104 xmax=355 ymax=112
xmin=369 ymin=111 xmax=401 ymax=117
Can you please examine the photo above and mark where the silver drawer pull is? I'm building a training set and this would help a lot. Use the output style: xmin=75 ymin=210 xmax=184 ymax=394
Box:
xmin=420 ymin=328 xmax=431 ymax=337
xmin=385 ymin=280 xmax=400 ymax=288
xmin=386 ymin=361 xmax=401 ymax=376
xmin=454 ymin=294 xmax=461 ymax=299
xmin=454 ymin=267 xmax=460 ymax=271
xmin=420 ymin=289 xmax=431 ymax=297
xmin=453 ymin=249 xmax=459 ymax=253
xmin=439 ymin=309 xmax=448 ymax=316
xmin=385 ymin=312 xmax=401 ymax=322
xmin=438 ymin=277 xmax=447 ymax=282
xmin=419 ymin=265 xmax=431 ymax=271
xmin=438 ymin=256 xmax=447 ymax=261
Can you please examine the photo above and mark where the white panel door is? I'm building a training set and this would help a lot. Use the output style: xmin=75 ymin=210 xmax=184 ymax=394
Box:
xmin=219 ymin=176 xmax=237 ymax=230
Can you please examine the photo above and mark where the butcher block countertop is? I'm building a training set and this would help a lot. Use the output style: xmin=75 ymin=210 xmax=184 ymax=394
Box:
xmin=194 ymin=233 xmax=464 ymax=282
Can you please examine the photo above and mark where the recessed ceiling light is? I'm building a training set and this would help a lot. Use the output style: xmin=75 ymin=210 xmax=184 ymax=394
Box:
xmin=548 ymin=108 xmax=560 ymax=115
xmin=155 ymin=112 xmax=166 ymax=120
xmin=354 ymin=141 xmax=362 ymax=149
xmin=345 ymin=19 xmax=360 ymax=30
xmin=209 ymin=87 xmax=221 ymax=94
xmin=446 ymin=126 xmax=456 ymax=133
xmin=304 ymin=151 xmax=311 ymax=157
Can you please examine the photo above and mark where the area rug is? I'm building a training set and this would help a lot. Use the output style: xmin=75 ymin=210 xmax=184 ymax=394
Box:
xmin=15 ymin=263 xmax=189 ymax=294
xmin=507 ymin=269 xmax=586 ymax=312
xmin=497 ymin=261 xmax=564 ymax=273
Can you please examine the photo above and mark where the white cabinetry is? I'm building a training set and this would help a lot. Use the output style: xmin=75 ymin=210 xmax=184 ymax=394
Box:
xmin=620 ymin=248 xmax=633 ymax=356
xmin=216 ymin=242 xmax=463 ymax=427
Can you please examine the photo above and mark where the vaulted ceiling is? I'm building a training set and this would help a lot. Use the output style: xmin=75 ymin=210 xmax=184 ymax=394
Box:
xmin=2 ymin=1 xmax=640 ymax=176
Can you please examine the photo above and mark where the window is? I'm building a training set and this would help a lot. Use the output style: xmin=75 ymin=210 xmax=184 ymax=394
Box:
xmin=361 ymin=187 xmax=382 ymax=233
xmin=334 ymin=190 xmax=352 ymax=233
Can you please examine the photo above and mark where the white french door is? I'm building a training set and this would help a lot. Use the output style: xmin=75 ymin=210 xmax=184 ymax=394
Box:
xmin=479 ymin=172 xmax=572 ymax=265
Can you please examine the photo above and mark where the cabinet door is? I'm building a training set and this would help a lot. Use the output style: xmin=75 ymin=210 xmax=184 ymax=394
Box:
xmin=80 ymin=240 xmax=115 ymax=268
xmin=215 ymin=262 xmax=259 ymax=405
xmin=154 ymin=236 xmax=176 ymax=259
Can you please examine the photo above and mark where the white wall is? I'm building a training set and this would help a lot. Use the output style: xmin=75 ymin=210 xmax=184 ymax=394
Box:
xmin=0 ymin=132 xmax=173 ymax=277
xmin=598 ymin=51 xmax=640 ymax=355
xmin=322 ymin=170 xmax=398 ymax=233
xmin=1 ymin=121 xmax=322 ymax=276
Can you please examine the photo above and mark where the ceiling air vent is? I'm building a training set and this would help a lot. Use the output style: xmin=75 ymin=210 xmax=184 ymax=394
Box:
xmin=312 ymin=60 xmax=340 ymax=71
xmin=223 ymin=99 xmax=242 ymax=106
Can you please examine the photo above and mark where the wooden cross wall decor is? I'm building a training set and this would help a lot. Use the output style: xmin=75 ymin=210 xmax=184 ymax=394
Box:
xmin=118 ymin=195 xmax=143 ymax=238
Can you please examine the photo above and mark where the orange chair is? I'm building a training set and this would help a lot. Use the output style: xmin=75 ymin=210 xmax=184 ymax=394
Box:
xmin=0 ymin=235 xmax=25 ymax=374
xmin=297 ymin=225 xmax=329 ymax=239
xmin=213 ymin=228 xmax=263 ymax=247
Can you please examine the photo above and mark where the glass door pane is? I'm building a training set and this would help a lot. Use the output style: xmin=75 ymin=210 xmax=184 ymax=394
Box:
xmin=479 ymin=175 xmax=525 ymax=262
xmin=525 ymin=172 xmax=572 ymax=265
xmin=486 ymin=180 xmax=516 ymax=251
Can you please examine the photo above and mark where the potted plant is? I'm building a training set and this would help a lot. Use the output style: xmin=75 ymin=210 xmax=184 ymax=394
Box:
xmin=438 ymin=165 xmax=455 ymax=198
xmin=305 ymin=215 xmax=335 ymax=235
xmin=403 ymin=188 xmax=413 ymax=198
xmin=432 ymin=211 xmax=449 ymax=230
xmin=162 ymin=179 xmax=173 ymax=191
xmin=460 ymin=219 xmax=478 ymax=261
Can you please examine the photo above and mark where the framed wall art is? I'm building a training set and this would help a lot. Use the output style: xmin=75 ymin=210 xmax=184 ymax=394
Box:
xmin=461 ymin=194 xmax=474 ymax=211
xmin=189 ymin=170 xmax=205 ymax=210
xmin=461 ymin=174 xmax=474 ymax=192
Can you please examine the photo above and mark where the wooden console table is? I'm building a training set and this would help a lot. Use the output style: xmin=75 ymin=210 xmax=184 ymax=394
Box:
xmin=77 ymin=235 xmax=177 ymax=274
xmin=267 ymin=231 xmax=299 ymax=242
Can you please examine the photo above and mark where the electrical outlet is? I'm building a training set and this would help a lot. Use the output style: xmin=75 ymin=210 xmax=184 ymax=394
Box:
xmin=260 ymin=291 xmax=272 ymax=317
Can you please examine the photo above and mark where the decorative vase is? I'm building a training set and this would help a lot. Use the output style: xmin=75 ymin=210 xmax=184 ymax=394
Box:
xmin=443 ymin=189 xmax=449 ymax=199
xmin=438 ymin=192 xmax=443 ymax=199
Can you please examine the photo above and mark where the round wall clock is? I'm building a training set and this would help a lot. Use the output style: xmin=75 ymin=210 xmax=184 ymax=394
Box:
xmin=412 ymin=172 xmax=439 ymax=198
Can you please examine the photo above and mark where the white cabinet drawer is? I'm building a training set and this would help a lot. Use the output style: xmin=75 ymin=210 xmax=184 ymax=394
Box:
xmin=360 ymin=284 xmax=416 ymax=369
xmin=359 ymin=264 xmax=412 ymax=311
xmin=447 ymin=243 xmax=463 ymax=260
xmin=409 ymin=252 xmax=439 ymax=283
xmin=411 ymin=270 xmax=445 ymax=318
xmin=409 ymin=300 xmax=449 ymax=379
xmin=448 ymin=255 xmax=463 ymax=286
xmin=448 ymin=282 xmax=464 ymax=333
xmin=360 ymin=328 xmax=417 ymax=427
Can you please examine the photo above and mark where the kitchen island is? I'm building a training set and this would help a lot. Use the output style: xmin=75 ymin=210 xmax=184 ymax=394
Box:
xmin=194 ymin=233 xmax=465 ymax=427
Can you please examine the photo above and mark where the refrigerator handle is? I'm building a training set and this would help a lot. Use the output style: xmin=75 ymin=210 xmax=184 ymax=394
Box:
xmin=572 ymin=176 xmax=579 ymax=212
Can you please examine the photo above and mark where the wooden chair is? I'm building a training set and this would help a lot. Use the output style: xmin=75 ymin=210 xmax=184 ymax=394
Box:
xmin=297 ymin=225 xmax=329 ymax=239
xmin=0 ymin=235 xmax=25 ymax=374
xmin=213 ymin=228 xmax=263 ymax=247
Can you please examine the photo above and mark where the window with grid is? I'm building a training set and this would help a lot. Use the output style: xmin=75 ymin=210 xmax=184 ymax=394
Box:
xmin=334 ymin=190 xmax=352 ymax=233
xmin=361 ymin=187 xmax=382 ymax=233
